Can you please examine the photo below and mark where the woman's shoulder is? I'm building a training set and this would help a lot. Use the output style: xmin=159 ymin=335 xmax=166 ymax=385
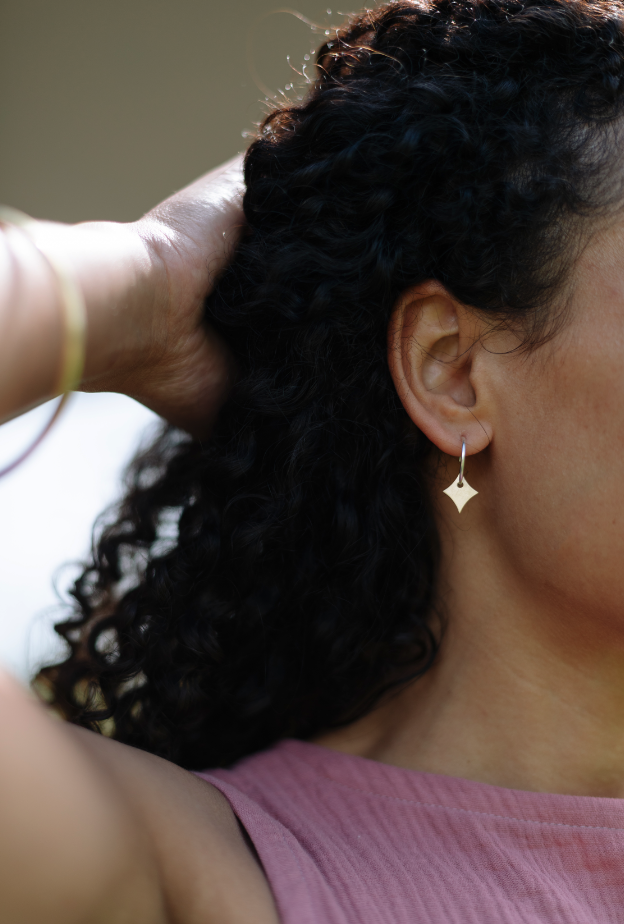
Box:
xmin=71 ymin=726 xmax=279 ymax=924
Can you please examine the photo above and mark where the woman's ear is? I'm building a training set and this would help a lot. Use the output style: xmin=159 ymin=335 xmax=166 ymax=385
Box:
xmin=387 ymin=281 xmax=493 ymax=456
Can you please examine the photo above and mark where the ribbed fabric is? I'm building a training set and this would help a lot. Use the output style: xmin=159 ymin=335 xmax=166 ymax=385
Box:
xmin=196 ymin=740 xmax=624 ymax=923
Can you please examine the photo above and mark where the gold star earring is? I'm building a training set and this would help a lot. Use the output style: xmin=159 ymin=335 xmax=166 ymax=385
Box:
xmin=443 ymin=438 xmax=478 ymax=513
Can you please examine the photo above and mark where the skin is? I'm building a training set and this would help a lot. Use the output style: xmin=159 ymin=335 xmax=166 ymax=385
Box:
xmin=3 ymin=159 xmax=624 ymax=920
xmin=0 ymin=157 xmax=279 ymax=924
xmin=320 ymin=216 xmax=624 ymax=797
xmin=0 ymin=156 xmax=243 ymax=434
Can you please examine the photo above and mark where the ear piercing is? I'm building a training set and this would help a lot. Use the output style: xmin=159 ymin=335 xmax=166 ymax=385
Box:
xmin=443 ymin=438 xmax=478 ymax=513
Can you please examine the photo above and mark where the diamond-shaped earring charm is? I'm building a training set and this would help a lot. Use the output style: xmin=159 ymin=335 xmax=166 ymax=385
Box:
xmin=443 ymin=438 xmax=478 ymax=513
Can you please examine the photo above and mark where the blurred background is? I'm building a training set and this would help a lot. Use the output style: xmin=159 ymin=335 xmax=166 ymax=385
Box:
xmin=0 ymin=0 xmax=347 ymax=679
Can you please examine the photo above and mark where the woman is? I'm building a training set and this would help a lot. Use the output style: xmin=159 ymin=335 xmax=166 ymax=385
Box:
xmin=3 ymin=0 xmax=624 ymax=920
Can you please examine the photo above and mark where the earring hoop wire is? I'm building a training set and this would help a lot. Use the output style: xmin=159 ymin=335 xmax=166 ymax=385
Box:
xmin=458 ymin=437 xmax=466 ymax=487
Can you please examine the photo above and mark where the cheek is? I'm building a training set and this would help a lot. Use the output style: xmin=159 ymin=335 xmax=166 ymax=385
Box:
xmin=487 ymin=337 xmax=624 ymax=616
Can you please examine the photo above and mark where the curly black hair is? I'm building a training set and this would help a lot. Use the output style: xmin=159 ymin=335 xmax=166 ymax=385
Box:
xmin=39 ymin=0 xmax=624 ymax=769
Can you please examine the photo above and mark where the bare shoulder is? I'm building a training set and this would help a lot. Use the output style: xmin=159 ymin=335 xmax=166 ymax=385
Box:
xmin=71 ymin=726 xmax=279 ymax=924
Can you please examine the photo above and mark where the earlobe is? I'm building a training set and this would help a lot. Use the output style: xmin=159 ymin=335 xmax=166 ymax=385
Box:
xmin=387 ymin=281 xmax=492 ymax=457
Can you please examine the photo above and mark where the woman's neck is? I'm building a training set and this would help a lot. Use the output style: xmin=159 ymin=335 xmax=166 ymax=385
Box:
xmin=316 ymin=508 xmax=624 ymax=798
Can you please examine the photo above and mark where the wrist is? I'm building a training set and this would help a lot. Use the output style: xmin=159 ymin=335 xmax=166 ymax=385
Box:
xmin=0 ymin=225 xmax=64 ymax=420
xmin=35 ymin=219 xmax=164 ymax=395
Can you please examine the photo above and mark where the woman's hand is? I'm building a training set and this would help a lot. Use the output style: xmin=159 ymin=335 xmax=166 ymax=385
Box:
xmin=84 ymin=155 xmax=245 ymax=436
xmin=0 ymin=155 xmax=245 ymax=435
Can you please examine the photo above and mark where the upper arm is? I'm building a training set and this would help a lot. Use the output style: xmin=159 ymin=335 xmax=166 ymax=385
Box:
xmin=73 ymin=728 xmax=281 ymax=924
xmin=0 ymin=668 xmax=278 ymax=924
xmin=0 ymin=670 xmax=166 ymax=924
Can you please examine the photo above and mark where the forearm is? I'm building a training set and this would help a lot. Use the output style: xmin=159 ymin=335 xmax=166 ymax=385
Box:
xmin=0 ymin=218 xmax=160 ymax=422
xmin=0 ymin=157 xmax=243 ymax=433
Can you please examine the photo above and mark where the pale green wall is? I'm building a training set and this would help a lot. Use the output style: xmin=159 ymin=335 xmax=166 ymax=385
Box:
xmin=0 ymin=0 xmax=344 ymax=222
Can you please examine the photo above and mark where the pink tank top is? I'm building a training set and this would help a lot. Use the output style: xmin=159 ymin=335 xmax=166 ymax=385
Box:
xmin=197 ymin=739 xmax=624 ymax=923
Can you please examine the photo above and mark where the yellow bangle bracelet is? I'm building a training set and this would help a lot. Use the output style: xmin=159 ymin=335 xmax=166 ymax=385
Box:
xmin=0 ymin=206 xmax=87 ymax=478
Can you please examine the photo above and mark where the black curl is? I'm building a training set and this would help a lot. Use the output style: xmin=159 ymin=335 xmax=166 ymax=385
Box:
xmin=39 ymin=0 xmax=624 ymax=769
